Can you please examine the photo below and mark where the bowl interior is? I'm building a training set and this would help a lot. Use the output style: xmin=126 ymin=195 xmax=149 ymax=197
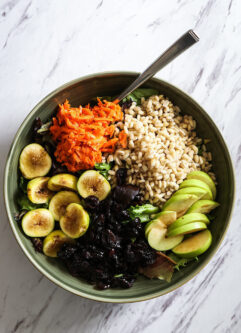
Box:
xmin=4 ymin=73 xmax=234 ymax=302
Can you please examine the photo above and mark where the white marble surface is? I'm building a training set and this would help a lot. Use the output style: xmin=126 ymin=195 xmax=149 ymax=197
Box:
xmin=0 ymin=0 xmax=241 ymax=332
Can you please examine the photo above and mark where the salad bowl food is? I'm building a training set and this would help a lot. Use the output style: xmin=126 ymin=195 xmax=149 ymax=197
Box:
xmin=4 ymin=72 xmax=234 ymax=303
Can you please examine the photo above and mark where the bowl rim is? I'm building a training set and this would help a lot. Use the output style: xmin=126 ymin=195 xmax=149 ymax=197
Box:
xmin=4 ymin=71 xmax=235 ymax=303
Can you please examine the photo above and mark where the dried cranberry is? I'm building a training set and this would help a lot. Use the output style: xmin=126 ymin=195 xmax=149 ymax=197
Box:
xmin=57 ymin=181 xmax=158 ymax=290
xmin=118 ymin=277 xmax=133 ymax=289
xmin=120 ymin=210 xmax=129 ymax=220
xmin=96 ymin=281 xmax=110 ymax=290
xmin=121 ymin=100 xmax=133 ymax=111
xmin=58 ymin=244 xmax=77 ymax=260
xmin=92 ymin=249 xmax=105 ymax=261
xmin=116 ymin=168 xmax=127 ymax=186
xmin=31 ymin=238 xmax=43 ymax=253
xmin=81 ymin=249 xmax=92 ymax=260
xmin=84 ymin=196 xmax=100 ymax=211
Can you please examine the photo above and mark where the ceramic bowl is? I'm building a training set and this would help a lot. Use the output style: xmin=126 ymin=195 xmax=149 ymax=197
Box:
xmin=4 ymin=72 xmax=235 ymax=303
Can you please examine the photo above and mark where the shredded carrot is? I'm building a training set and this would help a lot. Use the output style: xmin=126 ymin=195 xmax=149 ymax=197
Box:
xmin=50 ymin=99 xmax=127 ymax=172
xmin=119 ymin=130 xmax=127 ymax=148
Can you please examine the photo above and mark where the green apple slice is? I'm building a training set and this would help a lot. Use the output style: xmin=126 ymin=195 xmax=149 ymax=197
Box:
xmin=172 ymin=186 xmax=211 ymax=200
xmin=172 ymin=229 xmax=212 ymax=258
xmin=167 ymin=222 xmax=207 ymax=237
xmin=187 ymin=171 xmax=216 ymax=199
xmin=145 ymin=211 xmax=177 ymax=237
xmin=147 ymin=225 xmax=183 ymax=251
xmin=179 ymin=179 xmax=213 ymax=200
xmin=162 ymin=194 xmax=199 ymax=218
xmin=145 ymin=219 xmax=164 ymax=238
xmin=168 ymin=213 xmax=210 ymax=232
xmin=150 ymin=211 xmax=177 ymax=226
xmin=151 ymin=211 xmax=177 ymax=222
xmin=187 ymin=200 xmax=219 ymax=214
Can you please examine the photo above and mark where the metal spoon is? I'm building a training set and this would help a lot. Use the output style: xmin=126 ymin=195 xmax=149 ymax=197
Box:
xmin=116 ymin=29 xmax=199 ymax=101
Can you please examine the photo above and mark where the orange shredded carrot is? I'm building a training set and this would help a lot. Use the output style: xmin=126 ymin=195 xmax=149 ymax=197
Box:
xmin=50 ymin=99 xmax=127 ymax=172
xmin=119 ymin=130 xmax=127 ymax=148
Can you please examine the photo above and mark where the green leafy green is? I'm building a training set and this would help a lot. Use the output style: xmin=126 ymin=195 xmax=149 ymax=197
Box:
xmin=37 ymin=121 xmax=52 ymax=134
xmin=197 ymin=140 xmax=203 ymax=156
xmin=17 ymin=195 xmax=48 ymax=211
xmin=127 ymin=204 xmax=159 ymax=222
xmin=137 ymin=214 xmax=150 ymax=223
xmin=114 ymin=274 xmax=123 ymax=278
xmin=197 ymin=146 xmax=203 ymax=155
xmin=168 ymin=253 xmax=199 ymax=271
xmin=95 ymin=162 xmax=113 ymax=179
xmin=122 ymin=88 xmax=159 ymax=105
xmin=95 ymin=163 xmax=112 ymax=171
xmin=206 ymin=214 xmax=215 ymax=221
xmin=128 ymin=204 xmax=159 ymax=215
xmin=19 ymin=176 xmax=28 ymax=194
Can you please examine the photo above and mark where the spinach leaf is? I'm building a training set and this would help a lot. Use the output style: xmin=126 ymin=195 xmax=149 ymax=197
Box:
xmin=122 ymin=88 xmax=159 ymax=105
xmin=95 ymin=163 xmax=112 ymax=171
xmin=17 ymin=194 xmax=48 ymax=211
xmin=206 ymin=214 xmax=215 ymax=221
xmin=127 ymin=203 xmax=159 ymax=222
xmin=95 ymin=162 xmax=113 ymax=179
xmin=19 ymin=176 xmax=28 ymax=194
xmin=168 ymin=253 xmax=199 ymax=270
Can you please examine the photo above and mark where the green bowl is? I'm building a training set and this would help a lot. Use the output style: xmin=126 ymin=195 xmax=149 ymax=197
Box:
xmin=4 ymin=72 xmax=235 ymax=303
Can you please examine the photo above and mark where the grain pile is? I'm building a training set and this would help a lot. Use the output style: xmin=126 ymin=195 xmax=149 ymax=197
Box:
xmin=105 ymin=95 xmax=215 ymax=206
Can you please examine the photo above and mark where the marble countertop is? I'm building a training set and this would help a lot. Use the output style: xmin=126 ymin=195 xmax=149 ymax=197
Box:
xmin=0 ymin=0 xmax=241 ymax=332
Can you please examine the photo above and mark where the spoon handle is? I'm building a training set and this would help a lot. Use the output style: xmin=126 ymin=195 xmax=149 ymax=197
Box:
xmin=116 ymin=29 xmax=199 ymax=101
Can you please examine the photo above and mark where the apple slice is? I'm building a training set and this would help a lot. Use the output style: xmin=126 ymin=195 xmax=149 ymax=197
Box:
xmin=147 ymin=225 xmax=183 ymax=251
xmin=167 ymin=222 xmax=207 ymax=237
xmin=187 ymin=171 xmax=216 ymax=199
xmin=150 ymin=211 xmax=177 ymax=225
xmin=187 ymin=200 xmax=219 ymax=214
xmin=168 ymin=213 xmax=210 ymax=232
xmin=162 ymin=194 xmax=199 ymax=218
xmin=172 ymin=229 xmax=212 ymax=258
xmin=179 ymin=179 xmax=213 ymax=200
xmin=145 ymin=219 xmax=164 ymax=238
xmin=172 ymin=186 xmax=211 ymax=200
xmin=145 ymin=211 xmax=177 ymax=237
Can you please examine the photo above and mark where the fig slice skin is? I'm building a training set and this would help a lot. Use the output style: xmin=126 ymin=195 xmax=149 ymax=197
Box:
xmin=48 ymin=174 xmax=78 ymax=192
xmin=77 ymin=170 xmax=111 ymax=201
xmin=49 ymin=191 xmax=81 ymax=221
xmin=22 ymin=208 xmax=54 ymax=237
xmin=43 ymin=230 xmax=74 ymax=257
xmin=60 ymin=203 xmax=90 ymax=239
xmin=27 ymin=177 xmax=53 ymax=204
xmin=19 ymin=143 xmax=52 ymax=179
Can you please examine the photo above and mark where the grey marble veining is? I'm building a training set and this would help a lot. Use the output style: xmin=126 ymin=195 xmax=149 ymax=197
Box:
xmin=0 ymin=0 xmax=241 ymax=332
